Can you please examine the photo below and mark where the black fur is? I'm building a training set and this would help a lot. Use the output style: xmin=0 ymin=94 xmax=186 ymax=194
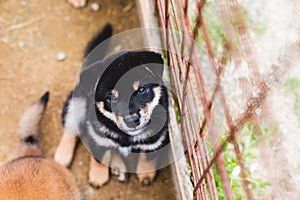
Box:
xmin=83 ymin=24 xmax=113 ymax=67
xmin=84 ymin=23 xmax=112 ymax=57
xmin=24 ymin=136 xmax=39 ymax=145
xmin=40 ymin=91 xmax=49 ymax=104
xmin=61 ymin=91 xmax=72 ymax=125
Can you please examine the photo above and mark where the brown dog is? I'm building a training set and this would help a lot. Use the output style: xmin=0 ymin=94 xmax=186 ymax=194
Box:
xmin=0 ymin=92 xmax=80 ymax=200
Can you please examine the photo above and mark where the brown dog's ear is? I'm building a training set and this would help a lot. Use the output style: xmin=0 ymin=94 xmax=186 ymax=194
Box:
xmin=139 ymin=51 xmax=164 ymax=78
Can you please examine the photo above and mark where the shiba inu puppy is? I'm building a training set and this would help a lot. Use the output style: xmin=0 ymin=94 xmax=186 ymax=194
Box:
xmin=54 ymin=24 xmax=169 ymax=188
xmin=0 ymin=92 xmax=79 ymax=200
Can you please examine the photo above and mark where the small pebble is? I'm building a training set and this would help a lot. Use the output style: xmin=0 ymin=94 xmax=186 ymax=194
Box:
xmin=56 ymin=52 xmax=67 ymax=61
xmin=79 ymin=193 xmax=85 ymax=200
xmin=2 ymin=35 xmax=10 ymax=43
xmin=85 ymin=188 xmax=94 ymax=196
xmin=64 ymin=16 xmax=71 ymax=21
xmin=20 ymin=0 xmax=27 ymax=6
xmin=18 ymin=41 xmax=25 ymax=48
xmin=91 ymin=2 xmax=100 ymax=12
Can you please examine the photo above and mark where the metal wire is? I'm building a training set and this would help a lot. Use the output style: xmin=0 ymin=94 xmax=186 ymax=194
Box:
xmin=155 ymin=0 xmax=300 ymax=199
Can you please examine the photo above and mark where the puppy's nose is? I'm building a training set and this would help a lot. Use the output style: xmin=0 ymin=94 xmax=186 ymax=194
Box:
xmin=124 ymin=114 xmax=140 ymax=127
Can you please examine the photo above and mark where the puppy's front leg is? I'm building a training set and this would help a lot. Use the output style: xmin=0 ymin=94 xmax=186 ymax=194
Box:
xmin=110 ymin=151 xmax=128 ymax=182
xmin=54 ymin=131 xmax=77 ymax=167
xmin=136 ymin=153 xmax=157 ymax=186
xmin=89 ymin=151 xmax=111 ymax=188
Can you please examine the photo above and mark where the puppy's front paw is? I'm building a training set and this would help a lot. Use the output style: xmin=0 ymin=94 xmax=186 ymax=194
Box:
xmin=89 ymin=157 xmax=110 ymax=188
xmin=136 ymin=171 xmax=156 ymax=186
xmin=111 ymin=168 xmax=129 ymax=182
xmin=54 ymin=133 xmax=77 ymax=167
xmin=68 ymin=0 xmax=87 ymax=8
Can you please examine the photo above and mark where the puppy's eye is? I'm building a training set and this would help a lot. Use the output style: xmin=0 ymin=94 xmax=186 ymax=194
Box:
xmin=110 ymin=95 xmax=118 ymax=103
xmin=138 ymin=87 xmax=146 ymax=94
xmin=106 ymin=95 xmax=118 ymax=103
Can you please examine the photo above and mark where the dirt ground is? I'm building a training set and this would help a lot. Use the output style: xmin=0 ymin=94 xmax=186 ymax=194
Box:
xmin=0 ymin=0 xmax=176 ymax=199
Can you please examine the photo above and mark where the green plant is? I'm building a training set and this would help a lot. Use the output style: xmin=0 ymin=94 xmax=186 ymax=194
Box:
xmin=282 ymin=78 xmax=300 ymax=115
xmin=194 ymin=1 xmax=266 ymax=60
xmin=197 ymin=1 xmax=227 ymax=58
xmin=211 ymin=123 xmax=273 ymax=199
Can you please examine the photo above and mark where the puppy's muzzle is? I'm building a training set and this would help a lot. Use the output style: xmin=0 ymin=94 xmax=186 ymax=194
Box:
xmin=124 ymin=114 xmax=140 ymax=128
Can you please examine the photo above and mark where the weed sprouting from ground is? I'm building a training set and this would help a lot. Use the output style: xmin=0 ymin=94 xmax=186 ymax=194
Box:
xmin=282 ymin=78 xmax=300 ymax=116
xmin=211 ymin=123 xmax=276 ymax=199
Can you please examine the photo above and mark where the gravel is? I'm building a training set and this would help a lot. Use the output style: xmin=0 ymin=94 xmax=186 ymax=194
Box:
xmin=91 ymin=2 xmax=100 ymax=12
xmin=56 ymin=52 xmax=67 ymax=61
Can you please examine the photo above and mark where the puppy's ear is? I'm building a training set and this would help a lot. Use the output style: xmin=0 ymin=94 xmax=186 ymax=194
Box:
xmin=139 ymin=51 xmax=164 ymax=78
xmin=79 ymin=51 xmax=131 ymax=97
xmin=79 ymin=62 xmax=103 ymax=97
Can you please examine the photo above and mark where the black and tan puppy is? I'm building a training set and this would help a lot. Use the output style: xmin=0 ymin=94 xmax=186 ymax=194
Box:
xmin=0 ymin=92 xmax=79 ymax=200
xmin=54 ymin=24 xmax=170 ymax=187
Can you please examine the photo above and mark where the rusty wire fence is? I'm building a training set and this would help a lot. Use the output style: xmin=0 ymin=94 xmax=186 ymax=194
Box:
xmin=152 ymin=0 xmax=300 ymax=199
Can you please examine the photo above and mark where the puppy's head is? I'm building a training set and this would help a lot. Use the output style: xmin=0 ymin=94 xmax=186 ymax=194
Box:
xmin=86 ymin=51 xmax=166 ymax=136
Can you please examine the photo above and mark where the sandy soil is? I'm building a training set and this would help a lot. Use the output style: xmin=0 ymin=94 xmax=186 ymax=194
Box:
xmin=0 ymin=0 xmax=176 ymax=199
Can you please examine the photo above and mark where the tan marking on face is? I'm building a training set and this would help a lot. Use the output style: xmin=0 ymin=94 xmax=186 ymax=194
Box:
xmin=96 ymin=101 xmax=104 ymax=109
xmin=141 ymin=103 xmax=149 ymax=114
xmin=111 ymin=89 xmax=119 ymax=98
xmin=133 ymin=81 xmax=140 ymax=91
xmin=96 ymin=101 xmax=118 ymax=123
xmin=139 ymin=86 xmax=161 ymax=120
xmin=97 ymin=101 xmax=135 ymax=134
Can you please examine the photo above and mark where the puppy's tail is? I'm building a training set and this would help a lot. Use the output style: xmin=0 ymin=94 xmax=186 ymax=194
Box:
xmin=17 ymin=91 xmax=49 ymax=157
xmin=84 ymin=23 xmax=113 ymax=59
